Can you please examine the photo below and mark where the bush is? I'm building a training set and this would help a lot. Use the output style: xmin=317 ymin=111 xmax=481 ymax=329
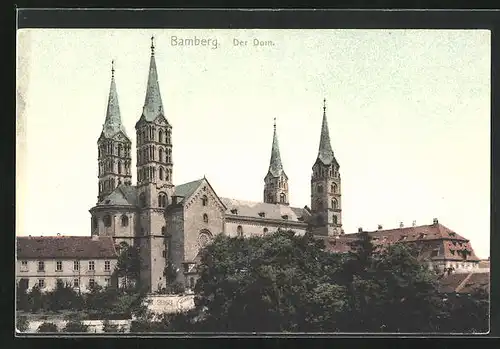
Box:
xmin=16 ymin=315 xmax=29 ymax=333
xmin=102 ymin=319 xmax=119 ymax=333
xmin=37 ymin=322 xmax=58 ymax=333
xmin=63 ymin=321 xmax=88 ymax=333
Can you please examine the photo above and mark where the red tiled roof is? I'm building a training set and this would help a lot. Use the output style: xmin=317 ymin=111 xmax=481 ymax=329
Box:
xmin=16 ymin=236 xmax=117 ymax=259
xmin=438 ymin=271 xmax=489 ymax=294
xmin=319 ymin=223 xmax=480 ymax=262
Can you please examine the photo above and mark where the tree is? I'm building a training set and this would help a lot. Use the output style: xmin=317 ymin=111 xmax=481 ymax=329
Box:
xmin=114 ymin=242 xmax=141 ymax=290
xmin=63 ymin=320 xmax=89 ymax=333
xmin=16 ymin=315 xmax=29 ymax=333
xmin=102 ymin=319 xmax=119 ymax=332
xmin=37 ymin=322 xmax=58 ymax=333
xmin=47 ymin=280 xmax=83 ymax=312
xmin=28 ymin=285 xmax=49 ymax=313
xmin=191 ymin=230 xmax=347 ymax=332
xmin=16 ymin=281 xmax=30 ymax=312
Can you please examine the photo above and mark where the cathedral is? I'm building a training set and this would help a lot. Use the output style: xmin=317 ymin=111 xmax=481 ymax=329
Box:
xmin=88 ymin=38 xmax=342 ymax=292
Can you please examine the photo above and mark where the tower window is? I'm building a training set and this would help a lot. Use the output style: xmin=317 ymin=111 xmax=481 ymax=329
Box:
xmin=280 ymin=193 xmax=286 ymax=203
xmin=121 ymin=215 xmax=129 ymax=227
xmin=333 ymin=215 xmax=338 ymax=225
xmin=332 ymin=199 xmax=338 ymax=210
xmin=159 ymin=129 xmax=164 ymax=143
xmin=316 ymin=200 xmax=323 ymax=211
xmin=202 ymin=195 xmax=208 ymax=206
xmin=118 ymin=161 xmax=122 ymax=174
xmin=92 ymin=217 xmax=98 ymax=230
xmin=159 ymin=167 xmax=164 ymax=180
xmin=158 ymin=193 xmax=167 ymax=208
xmin=161 ymin=226 xmax=166 ymax=235
xmin=139 ymin=193 xmax=146 ymax=208
xmin=317 ymin=185 xmax=323 ymax=193
xmin=203 ymin=214 xmax=209 ymax=223
xmin=118 ymin=144 xmax=122 ymax=157
xmin=159 ymin=148 xmax=164 ymax=163
xmin=331 ymin=183 xmax=337 ymax=193
xmin=104 ymin=215 xmax=112 ymax=227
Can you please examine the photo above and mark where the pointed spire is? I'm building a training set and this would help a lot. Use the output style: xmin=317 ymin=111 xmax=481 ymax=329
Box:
xmin=142 ymin=35 xmax=164 ymax=121
xmin=103 ymin=60 xmax=128 ymax=138
xmin=317 ymin=98 xmax=335 ymax=165
xmin=268 ymin=117 xmax=284 ymax=177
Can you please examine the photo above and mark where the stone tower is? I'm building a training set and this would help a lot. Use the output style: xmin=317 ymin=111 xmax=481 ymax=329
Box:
xmin=264 ymin=118 xmax=289 ymax=205
xmin=97 ymin=61 xmax=132 ymax=203
xmin=310 ymin=99 xmax=342 ymax=236
xmin=135 ymin=37 xmax=173 ymax=292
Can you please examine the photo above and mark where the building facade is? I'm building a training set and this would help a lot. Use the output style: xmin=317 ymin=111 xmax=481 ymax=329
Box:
xmin=86 ymin=38 xmax=345 ymax=292
xmin=16 ymin=236 xmax=117 ymax=293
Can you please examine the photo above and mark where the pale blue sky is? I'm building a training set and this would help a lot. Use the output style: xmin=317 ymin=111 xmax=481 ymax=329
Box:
xmin=17 ymin=29 xmax=490 ymax=258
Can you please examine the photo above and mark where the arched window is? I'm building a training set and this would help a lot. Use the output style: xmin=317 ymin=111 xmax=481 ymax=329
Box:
xmin=317 ymin=185 xmax=323 ymax=193
xmin=121 ymin=215 xmax=129 ymax=227
xmin=161 ymin=226 xmax=166 ymax=235
xmin=201 ymin=195 xmax=208 ymax=206
xmin=158 ymin=193 xmax=167 ymax=208
xmin=159 ymin=130 xmax=164 ymax=143
xmin=159 ymin=148 xmax=164 ymax=163
xmin=333 ymin=215 xmax=338 ymax=225
xmin=159 ymin=167 xmax=164 ymax=180
xmin=280 ymin=193 xmax=286 ymax=203
xmin=139 ymin=193 xmax=146 ymax=208
xmin=104 ymin=215 xmax=112 ymax=227
xmin=203 ymin=214 xmax=208 ymax=223
xmin=263 ymin=227 xmax=268 ymax=234
xmin=332 ymin=199 xmax=338 ymax=210
xmin=118 ymin=144 xmax=122 ymax=157
xmin=331 ymin=183 xmax=337 ymax=193
xmin=118 ymin=161 xmax=122 ymax=174
xmin=237 ymin=225 xmax=243 ymax=237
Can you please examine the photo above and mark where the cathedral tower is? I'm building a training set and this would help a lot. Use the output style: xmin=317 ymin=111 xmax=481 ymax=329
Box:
xmin=310 ymin=99 xmax=342 ymax=236
xmin=135 ymin=37 xmax=173 ymax=292
xmin=264 ymin=118 xmax=289 ymax=205
xmin=97 ymin=61 xmax=132 ymax=203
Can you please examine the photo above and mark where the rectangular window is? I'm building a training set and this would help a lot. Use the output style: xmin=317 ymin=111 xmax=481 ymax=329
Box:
xmin=88 ymin=261 xmax=95 ymax=271
xmin=73 ymin=278 xmax=79 ymax=288
xmin=38 ymin=279 xmax=45 ymax=288
xmin=74 ymin=260 xmax=80 ymax=271
xmin=38 ymin=261 xmax=45 ymax=272
xmin=104 ymin=260 xmax=111 ymax=271
xmin=162 ymin=250 xmax=166 ymax=258
xmin=89 ymin=279 xmax=95 ymax=288
xmin=21 ymin=260 xmax=28 ymax=266
xmin=56 ymin=261 xmax=63 ymax=271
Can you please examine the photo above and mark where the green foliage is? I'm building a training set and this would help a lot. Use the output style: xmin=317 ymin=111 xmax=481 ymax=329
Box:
xmin=63 ymin=320 xmax=88 ymax=333
xmin=37 ymin=322 xmax=58 ymax=333
xmin=16 ymin=281 xmax=30 ymax=312
xmin=47 ymin=280 xmax=83 ymax=311
xmin=16 ymin=315 xmax=29 ymax=332
xmin=114 ymin=242 xmax=141 ymax=289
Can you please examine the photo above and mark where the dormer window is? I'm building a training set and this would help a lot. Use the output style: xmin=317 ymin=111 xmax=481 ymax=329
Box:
xmin=282 ymin=215 xmax=288 ymax=220
xmin=231 ymin=209 xmax=238 ymax=215
xmin=258 ymin=212 xmax=265 ymax=218
xmin=297 ymin=216 xmax=304 ymax=222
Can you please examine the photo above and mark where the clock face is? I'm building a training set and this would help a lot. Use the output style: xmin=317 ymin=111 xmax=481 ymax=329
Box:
xmin=198 ymin=233 xmax=211 ymax=248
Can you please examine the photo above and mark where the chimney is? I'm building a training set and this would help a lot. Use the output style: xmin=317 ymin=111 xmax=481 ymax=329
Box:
xmin=433 ymin=218 xmax=439 ymax=225
xmin=412 ymin=220 xmax=416 ymax=227
xmin=377 ymin=224 xmax=383 ymax=230
xmin=399 ymin=222 xmax=404 ymax=228
xmin=358 ymin=227 xmax=363 ymax=233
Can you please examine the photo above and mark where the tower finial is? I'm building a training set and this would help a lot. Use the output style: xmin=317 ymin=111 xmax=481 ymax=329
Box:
xmin=323 ymin=98 xmax=326 ymax=114
xmin=151 ymin=35 xmax=155 ymax=55
xmin=111 ymin=59 xmax=115 ymax=78
xmin=273 ymin=117 xmax=276 ymax=130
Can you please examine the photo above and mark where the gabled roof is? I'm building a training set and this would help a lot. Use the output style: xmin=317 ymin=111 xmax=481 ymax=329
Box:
xmin=221 ymin=197 xmax=309 ymax=223
xmin=17 ymin=236 xmax=117 ymax=259
xmin=173 ymin=178 xmax=205 ymax=203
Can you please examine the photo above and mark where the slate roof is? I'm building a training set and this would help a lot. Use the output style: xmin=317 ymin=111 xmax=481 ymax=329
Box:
xmin=141 ymin=43 xmax=165 ymax=123
xmin=267 ymin=120 xmax=285 ymax=178
xmin=102 ymin=65 xmax=130 ymax=139
xmin=316 ymin=99 xmax=337 ymax=166
xmin=173 ymin=179 xmax=204 ymax=203
xmin=97 ymin=185 xmax=137 ymax=207
xmin=221 ymin=197 xmax=309 ymax=223
xmin=17 ymin=236 xmax=117 ymax=259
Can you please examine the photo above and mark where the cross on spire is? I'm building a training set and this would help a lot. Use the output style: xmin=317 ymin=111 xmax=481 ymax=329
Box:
xmin=111 ymin=59 xmax=115 ymax=78
xmin=151 ymin=35 xmax=155 ymax=55
xmin=323 ymin=98 xmax=326 ymax=114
